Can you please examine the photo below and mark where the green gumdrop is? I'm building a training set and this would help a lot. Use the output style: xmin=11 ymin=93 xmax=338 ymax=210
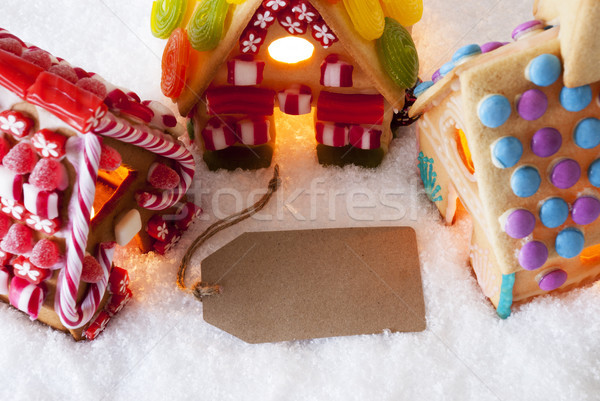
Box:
xmin=186 ymin=119 xmax=195 ymax=140
xmin=376 ymin=17 xmax=419 ymax=89
xmin=151 ymin=0 xmax=187 ymax=39
xmin=187 ymin=0 xmax=229 ymax=52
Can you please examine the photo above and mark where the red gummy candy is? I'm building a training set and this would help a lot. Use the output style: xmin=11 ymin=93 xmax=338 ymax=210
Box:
xmin=3 ymin=142 xmax=37 ymax=174
xmin=0 ymin=136 xmax=10 ymax=162
xmin=30 ymin=239 xmax=60 ymax=268
xmin=0 ymin=110 xmax=34 ymax=139
xmin=81 ymin=255 xmax=104 ymax=283
xmin=0 ymin=38 xmax=23 ymax=56
xmin=0 ymin=214 xmax=11 ymax=237
xmin=73 ymin=67 xmax=90 ymax=80
xmin=29 ymin=159 xmax=61 ymax=191
xmin=76 ymin=77 xmax=107 ymax=99
xmin=48 ymin=64 xmax=78 ymax=84
xmin=1 ymin=224 xmax=33 ymax=254
xmin=99 ymin=144 xmax=122 ymax=171
xmin=148 ymin=163 xmax=180 ymax=189
xmin=22 ymin=49 xmax=52 ymax=70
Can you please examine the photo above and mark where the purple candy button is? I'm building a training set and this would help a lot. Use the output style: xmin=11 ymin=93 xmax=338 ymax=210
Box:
xmin=572 ymin=197 xmax=600 ymax=225
xmin=512 ymin=20 xmax=544 ymax=40
xmin=537 ymin=269 xmax=567 ymax=291
xmin=432 ymin=69 xmax=442 ymax=83
xmin=550 ymin=159 xmax=581 ymax=189
xmin=531 ymin=127 xmax=562 ymax=157
xmin=505 ymin=209 xmax=536 ymax=238
xmin=481 ymin=41 xmax=507 ymax=53
xmin=517 ymin=89 xmax=548 ymax=121
xmin=518 ymin=241 xmax=548 ymax=270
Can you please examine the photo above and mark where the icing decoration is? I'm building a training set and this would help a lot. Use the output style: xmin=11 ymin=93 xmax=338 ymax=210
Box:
xmin=0 ymin=166 xmax=24 ymax=201
xmin=0 ymin=110 xmax=33 ymax=138
xmin=504 ymin=209 xmax=535 ymax=239
xmin=317 ymin=91 xmax=384 ymax=125
xmin=187 ymin=0 xmax=229 ymax=51
xmin=0 ymin=38 xmax=23 ymax=56
xmin=29 ymin=159 xmax=62 ymax=191
xmin=23 ymin=184 xmax=59 ymax=219
xmin=22 ymin=49 xmax=52 ymax=70
xmin=201 ymin=117 xmax=237 ymax=151
xmin=263 ymin=0 xmax=289 ymax=12
xmin=478 ymin=94 xmax=511 ymax=128
xmin=84 ymin=310 xmax=110 ymax=341
xmin=379 ymin=0 xmax=423 ymax=27
xmin=1 ymin=223 xmax=33 ymax=254
xmin=342 ymin=0 xmax=385 ymax=41
xmin=0 ymin=267 xmax=9 ymax=296
xmin=510 ymin=166 xmax=540 ymax=198
xmin=518 ymin=240 xmax=548 ymax=270
xmin=146 ymin=214 xmax=170 ymax=241
xmin=555 ymin=227 xmax=584 ymax=258
xmin=12 ymin=256 xmax=51 ymax=286
xmin=206 ymin=86 xmax=275 ymax=115
xmin=375 ymin=17 xmax=418 ymax=89
xmin=142 ymin=100 xmax=178 ymax=129
xmin=161 ymin=28 xmax=190 ymax=98
xmin=526 ymin=54 xmax=561 ymax=87
xmin=0 ymin=49 xmax=43 ymax=98
xmin=174 ymin=202 xmax=202 ymax=230
xmin=148 ymin=163 xmax=181 ymax=190
xmin=31 ymin=129 xmax=67 ymax=159
xmin=227 ymin=57 xmax=265 ymax=86
xmin=320 ymin=54 xmax=353 ymax=88
xmin=151 ymin=0 xmax=187 ymax=39
xmin=278 ymin=10 xmax=308 ymax=35
xmin=236 ymin=118 xmax=271 ymax=145
xmin=417 ymin=152 xmax=442 ymax=202
xmin=99 ymin=143 xmax=122 ymax=171
xmin=277 ymin=85 xmax=312 ymax=115
xmin=413 ymin=81 xmax=433 ymax=97
xmin=550 ymin=159 xmax=580 ymax=189
xmin=311 ymin=19 xmax=338 ymax=49
xmin=8 ymin=276 xmax=47 ymax=320
xmin=240 ymin=29 xmax=266 ymax=54
xmin=81 ymin=255 xmax=104 ymax=284
xmin=30 ymin=239 xmax=60 ymax=269
xmin=108 ymin=266 xmax=130 ymax=295
xmin=452 ymin=44 xmax=481 ymax=65
xmin=76 ymin=77 xmax=108 ymax=99
xmin=588 ymin=159 xmax=600 ymax=187
xmin=496 ymin=273 xmax=515 ymax=319
xmin=531 ymin=127 xmax=561 ymax=157
xmin=573 ymin=118 xmax=600 ymax=149
xmin=25 ymin=215 xmax=60 ymax=235
xmin=571 ymin=197 xmax=600 ymax=226
xmin=114 ymin=209 xmax=142 ymax=246
xmin=537 ymin=269 xmax=567 ymax=292
xmin=315 ymin=122 xmax=348 ymax=147
xmin=291 ymin=0 xmax=317 ymax=23
xmin=517 ymin=89 xmax=547 ymax=121
xmin=511 ymin=20 xmax=543 ymax=41
xmin=539 ymin=197 xmax=569 ymax=228
xmin=251 ymin=7 xmax=276 ymax=30
xmin=491 ymin=136 xmax=522 ymax=168
xmin=48 ymin=64 xmax=78 ymax=84
xmin=559 ymin=85 xmax=592 ymax=112
xmin=106 ymin=289 xmax=132 ymax=316
xmin=348 ymin=125 xmax=382 ymax=150
xmin=3 ymin=142 xmax=37 ymax=174
xmin=480 ymin=41 xmax=505 ymax=53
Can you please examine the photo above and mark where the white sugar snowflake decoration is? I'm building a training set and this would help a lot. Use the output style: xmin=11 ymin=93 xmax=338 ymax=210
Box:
xmin=1 ymin=198 xmax=24 ymax=220
xmin=118 ymin=278 xmax=129 ymax=294
xmin=0 ymin=114 xmax=25 ymax=136
xmin=85 ymin=106 xmax=106 ymax=132
xmin=280 ymin=16 xmax=303 ymax=34
xmin=265 ymin=0 xmax=287 ymax=11
xmin=253 ymin=10 xmax=274 ymax=29
xmin=156 ymin=223 xmax=169 ymax=241
xmin=292 ymin=3 xmax=316 ymax=22
xmin=242 ymin=33 xmax=262 ymax=53
xmin=14 ymin=261 xmax=40 ymax=281
xmin=32 ymin=135 xmax=60 ymax=158
xmin=26 ymin=215 xmax=54 ymax=233
xmin=313 ymin=23 xmax=336 ymax=46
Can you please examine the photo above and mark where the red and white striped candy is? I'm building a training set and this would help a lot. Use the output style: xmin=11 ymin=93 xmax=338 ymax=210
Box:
xmin=31 ymin=129 xmax=67 ymax=159
xmin=201 ymin=117 xmax=237 ymax=151
xmin=173 ymin=202 xmax=202 ymax=231
xmin=84 ymin=310 xmax=110 ymax=341
xmin=320 ymin=54 xmax=353 ymax=87
xmin=277 ymin=85 xmax=312 ymax=115
xmin=278 ymin=10 xmax=308 ymax=35
xmin=315 ymin=121 xmax=349 ymax=147
xmin=0 ymin=110 xmax=34 ymax=139
xmin=108 ymin=266 xmax=130 ymax=295
xmin=146 ymin=214 xmax=170 ymax=241
xmin=152 ymin=230 xmax=182 ymax=255
xmin=0 ymin=197 xmax=25 ymax=221
xmin=0 ymin=266 xmax=9 ymax=296
xmin=106 ymin=289 xmax=132 ymax=316
xmin=23 ymin=183 xmax=59 ymax=219
xmin=142 ymin=100 xmax=178 ymax=129
xmin=0 ymin=166 xmax=23 ymax=202
xmin=9 ymin=276 xmax=47 ymax=320
xmin=236 ymin=118 xmax=271 ymax=146
xmin=227 ymin=56 xmax=265 ymax=86
xmin=348 ymin=125 xmax=382 ymax=149
xmin=24 ymin=214 xmax=60 ymax=235
xmin=12 ymin=256 xmax=51 ymax=286
xmin=206 ymin=86 xmax=275 ymax=116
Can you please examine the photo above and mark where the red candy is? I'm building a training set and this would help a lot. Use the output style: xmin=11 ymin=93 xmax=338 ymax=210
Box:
xmin=206 ymin=86 xmax=275 ymax=115
xmin=12 ymin=256 xmax=51 ymax=285
xmin=148 ymin=163 xmax=180 ymax=189
xmin=0 ymin=38 xmax=23 ymax=56
xmin=251 ymin=7 xmax=277 ymax=30
xmin=81 ymin=255 xmax=104 ymax=284
xmin=1 ymin=223 xmax=33 ymax=255
xmin=99 ymin=143 xmax=122 ymax=171
xmin=316 ymin=91 xmax=384 ymax=125
xmin=0 ymin=49 xmax=43 ymax=98
xmin=239 ymin=28 xmax=267 ymax=55
xmin=0 ymin=110 xmax=34 ymax=139
xmin=108 ymin=266 xmax=130 ymax=295
xmin=22 ymin=49 xmax=52 ymax=70
xmin=73 ymin=67 xmax=90 ymax=80
xmin=291 ymin=0 xmax=318 ymax=23
xmin=0 ymin=136 xmax=10 ymax=162
xmin=106 ymin=289 xmax=132 ymax=316
xmin=30 ymin=239 xmax=60 ymax=268
xmin=84 ymin=310 xmax=111 ymax=341
xmin=48 ymin=64 xmax=78 ymax=84
xmin=3 ymin=142 xmax=37 ymax=174
xmin=311 ymin=19 xmax=338 ymax=48
xmin=76 ymin=77 xmax=108 ymax=99
xmin=31 ymin=129 xmax=67 ymax=159
xmin=262 ymin=0 xmax=289 ymax=11
xmin=0 ymin=214 xmax=11 ymax=237
xmin=278 ymin=10 xmax=308 ymax=35
xmin=29 ymin=159 xmax=61 ymax=191
xmin=201 ymin=117 xmax=237 ymax=151
xmin=174 ymin=202 xmax=202 ymax=230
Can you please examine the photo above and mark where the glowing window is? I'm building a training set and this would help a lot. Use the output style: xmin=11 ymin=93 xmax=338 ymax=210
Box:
xmin=91 ymin=166 xmax=138 ymax=225
xmin=455 ymin=128 xmax=475 ymax=174
xmin=268 ymin=36 xmax=314 ymax=64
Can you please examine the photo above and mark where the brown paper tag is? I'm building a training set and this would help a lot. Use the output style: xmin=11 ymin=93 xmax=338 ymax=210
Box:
xmin=201 ymin=227 xmax=425 ymax=343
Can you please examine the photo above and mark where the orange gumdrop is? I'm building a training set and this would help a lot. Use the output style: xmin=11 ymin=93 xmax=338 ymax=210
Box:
xmin=161 ymin=27 xmax=191 ymax=98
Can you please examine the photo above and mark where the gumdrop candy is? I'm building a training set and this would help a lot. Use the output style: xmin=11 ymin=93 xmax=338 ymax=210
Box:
xmin=22 ymin=49 xmax=52 ymax=70
xmin=1 ymin=224 xmax=33 ymax=254
xmin=81 ymin=255 xmax=104 ymax=283
xmin=48 ymin=64 xmax=78 ymax=84
xmin=29 ymin=159 xmax=61 ymax=191
xmin=148 ymin=162 xmax=180 ymax=189
xmin=30 ymin=239 xmax=60 ymax=268
xmin=99 ymin=144 xmax=122 ymax=171
xmin=76 ymin=77 xmax=107 ymax=99
xmin=3 ymin=142 xmax=37 ymax=174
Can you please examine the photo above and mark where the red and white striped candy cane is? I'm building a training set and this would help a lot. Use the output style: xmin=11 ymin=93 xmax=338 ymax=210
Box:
xmin=93 ymin=114 xmax=195 ymax=210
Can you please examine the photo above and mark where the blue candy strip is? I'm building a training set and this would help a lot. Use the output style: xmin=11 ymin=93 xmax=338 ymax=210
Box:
xmin=497 ymin=273 xmax=515 ymax=319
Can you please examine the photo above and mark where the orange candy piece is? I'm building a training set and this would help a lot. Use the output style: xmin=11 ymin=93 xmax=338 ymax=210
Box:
xmin=161 ymin=27 xmax=191 ymax=98
xmin=379 ymin=0 xmax=423 ymax=27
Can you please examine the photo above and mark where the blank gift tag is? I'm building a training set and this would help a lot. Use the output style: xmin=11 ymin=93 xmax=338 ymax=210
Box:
xmin=201 ymin=227 xmax=425 ymax=343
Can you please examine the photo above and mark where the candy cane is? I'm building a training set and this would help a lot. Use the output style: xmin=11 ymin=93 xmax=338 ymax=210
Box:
xmin=55 ymin=133 xmax=112 ymax=329
xmin=93 ymin=114 xmax=195 ymax=210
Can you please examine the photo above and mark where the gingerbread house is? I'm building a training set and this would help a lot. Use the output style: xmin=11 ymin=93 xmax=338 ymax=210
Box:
xmin=151 ymin=0 xmax=421 ymax=170
xmin=410 ymin=0 xmax=600 ymax=318
xmin=0 ymin=29 xmax=200 ymax=340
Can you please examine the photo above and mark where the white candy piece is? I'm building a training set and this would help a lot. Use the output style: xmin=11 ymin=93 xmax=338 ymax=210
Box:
xmin=23 ymin=183 xmax=59 ymax=219
xmin=0 ymin=268 xmax=9 ymax=296
xmin=114 ymin=209 xmax=142 ymax=246
xmin=0 ymin=165 xmax=23 ymax=201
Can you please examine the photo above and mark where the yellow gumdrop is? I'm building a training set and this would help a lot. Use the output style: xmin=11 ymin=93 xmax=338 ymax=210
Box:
xmin=343 ymin=0 xmax=385 ymax=41
xmin=380 ymin=0 xmax=423 ymax=26
xmin=226 ymin=0 xmax=246 ymax=3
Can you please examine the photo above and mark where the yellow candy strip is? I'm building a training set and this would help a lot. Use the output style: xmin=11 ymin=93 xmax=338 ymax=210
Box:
xmin=151 ymin=0 xmax=188 ymax=39
xmin=379 ymin=0 xmax=423 ymax=27
xmin=342 ymin=0 xmax=385 ymax=41
xmin=226 ymin=0 xmax=246 ymax=3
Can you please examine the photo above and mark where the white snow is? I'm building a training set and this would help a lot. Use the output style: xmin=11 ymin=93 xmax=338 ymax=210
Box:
xmin=1 ymin=0 xmax=600 ymax=400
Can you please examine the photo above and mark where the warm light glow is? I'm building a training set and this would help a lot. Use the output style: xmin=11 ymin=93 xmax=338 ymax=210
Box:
xmin=580 ymin=244 xmax=600 ymax=263
xmin=268 ymin=36 xmax=314 ymax=64
xmin=455 ymin=128 xmax=475 ymax=174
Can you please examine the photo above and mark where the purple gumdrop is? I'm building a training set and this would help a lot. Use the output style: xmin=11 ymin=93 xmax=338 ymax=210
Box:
xmin=550 ymin=159 xmax=581 ymax=189
xmin=432 ymin=69 xmax=442 ymax=83
xmin=537 ymin=269 xmax=567 ymax=291
xmin=572 ymin=197 xmax=600 ymax=225
xmin=531 ymin=127 xmax=562 ymax=157
xmin=517 ymin=89 xmax=548 ymax=121
xmin=518 ymin=241 xmax=548 ymax=270
xmin=505 ymin=209 xmax=536 ymax=238
xmin=481 ymin=41 xmax=506 ymax=53
xmin=512 ymin=20 xmax=543 ymax=40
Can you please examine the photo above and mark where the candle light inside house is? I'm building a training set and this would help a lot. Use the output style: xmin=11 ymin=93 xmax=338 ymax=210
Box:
xmin=268 ymin=36 xmax=314 ymax=64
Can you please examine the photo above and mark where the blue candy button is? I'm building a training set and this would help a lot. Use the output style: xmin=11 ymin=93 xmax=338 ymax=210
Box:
xmin=478 ymin=95 xmax=512 ymax=128
xmin=440 ymin=61 xmax=455 ymax=77
xmin=555 ymin=227 xmax=585 ymax=258
xmin=452 ymin=44 xmax=482 ymax=65
xmin=574 ymin=118 xmax=600 ymax=149
xmin=589 ymin=159 xmax=600 ymax=187
xmin=414 ymin=81 xmax=434 ymax=97
xmin=511 ymin=166 xmax=541 ymax=197
xmin=492 ymin=137 xmax=523 ymax=168
xmin=526 ymin=54 xmax=561 ymax=87
xmin=539 ymin=197 xmax=569 ymax=228
xmin=560 ymin=85 xmax=592 ymax=112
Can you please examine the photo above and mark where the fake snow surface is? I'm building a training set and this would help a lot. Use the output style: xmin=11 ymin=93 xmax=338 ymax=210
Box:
xmin=1 ymin=1 xmax=600 ymax=400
